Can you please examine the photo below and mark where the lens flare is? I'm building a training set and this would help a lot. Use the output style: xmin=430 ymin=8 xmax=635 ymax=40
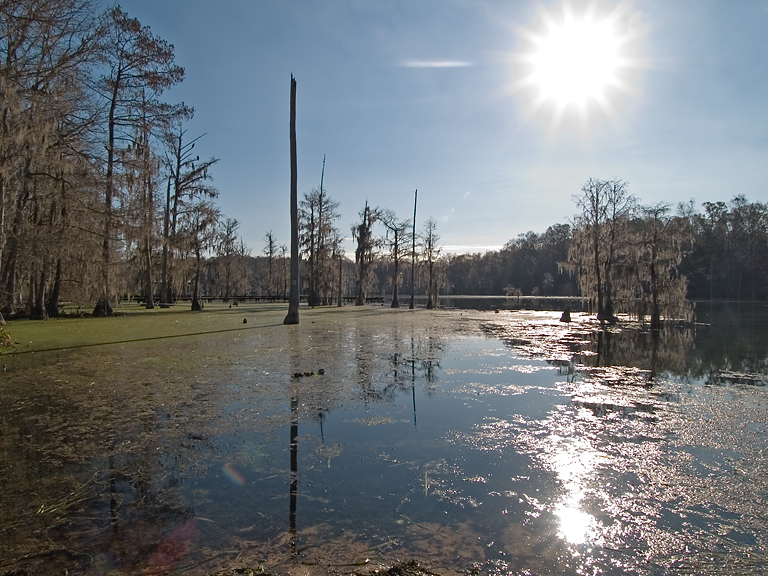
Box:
xmin=222 ymin=463 xmax=246 ymax=486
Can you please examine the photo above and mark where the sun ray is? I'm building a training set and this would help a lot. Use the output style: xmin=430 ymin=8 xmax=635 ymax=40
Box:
xmin=513 ymin=1 xmax=644 ymax=131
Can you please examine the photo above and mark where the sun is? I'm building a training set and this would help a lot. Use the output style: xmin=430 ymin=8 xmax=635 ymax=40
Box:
xmin=531 ymin=16 xmax=621 ymax=107
xmin=516 ymin=2 xmax=641 ymax=126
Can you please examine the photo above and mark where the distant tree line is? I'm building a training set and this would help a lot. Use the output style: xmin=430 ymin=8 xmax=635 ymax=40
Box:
xmin=153 ymin=173 xmax=768 ymax=318
xmin=434 ymin=184 xmax=768 ymax=322
xmin=289 ymin=190 xmax=447 ymax=308
xmin=441 ymin=224 xmax=576 ymax=298
xmin=681 ymin=196 xmax=768 ymax=301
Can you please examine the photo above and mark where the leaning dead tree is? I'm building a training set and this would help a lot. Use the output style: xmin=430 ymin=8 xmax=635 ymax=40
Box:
xmin=284 ymin=74 xmax=300 ymax=325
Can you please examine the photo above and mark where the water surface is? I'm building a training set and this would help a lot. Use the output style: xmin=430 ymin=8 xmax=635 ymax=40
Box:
xmin=1 ymin=304 xmax=766 ymax=575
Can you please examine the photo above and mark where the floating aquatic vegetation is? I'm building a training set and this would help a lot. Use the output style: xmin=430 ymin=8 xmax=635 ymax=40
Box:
xmin=1 ymin=305 xmax=767 ymax=575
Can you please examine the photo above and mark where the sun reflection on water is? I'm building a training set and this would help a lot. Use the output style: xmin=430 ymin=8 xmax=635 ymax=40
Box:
xmin=3 ymin=307 xmax=768 ymax=575
xmin=546 ymin=434 xmax=606 ymax=547
xmin=556 ymin=500 xmax=597 ymax=545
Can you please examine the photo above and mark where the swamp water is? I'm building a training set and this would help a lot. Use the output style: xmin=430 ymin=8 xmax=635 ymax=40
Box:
xmin=1 ymin=304 xmax=767 ymax=575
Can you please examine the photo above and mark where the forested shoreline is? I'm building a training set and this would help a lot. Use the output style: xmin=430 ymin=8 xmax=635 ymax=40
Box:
xmin=2 ymin=1 xmax=767 ymax=327
xmin=373 ymin=192 xmax=768 ymax=314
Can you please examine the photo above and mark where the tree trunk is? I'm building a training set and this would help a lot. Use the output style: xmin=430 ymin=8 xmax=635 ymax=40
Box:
xmin=160 ymin=175 xmax=171 ymax=307
xmin=355 ymin=257 xmax=366 ymax=306
xmin=46 ymin=259 xmax=62 ymax=318
xmin=2 ymin=183 xmax=31 ymax=318
xmin=144 ymin=233 xmax=154 ymax=309
xmin=1 ymin=252 xmax=17 ymax=318
xmin=0 ymin=174 xmax=5 ymax=325
xmin=649 ymin=251 xmax=661 ymax=330
xmin=426 ymin=259 xmax=434 ymax=309
xmin=143 ymin=175 xmax=154 ymax=309
xmin=191 ymin=246 xmax=202 ymax=310
xmin=94 ymin=69 xmax=121 ymax=317
xmin=25 ymin=272 xmax=35 ymax=317
xmin=593 ymin=223 xmax=605 ymax=321
xmin=166 ymin=130 xmax=185 ymax=306
xmin=308 ymin=207 xmax=316 ymax=306
xmin=391 ymin=230 xmax=400 ymax=308
xmin=31 ymin=262 xmax=49 ymax=320
xmin=284 ymin=75 xmax=300 ymax=325
xmin=410 ymin=189 xmax=417 ymax=309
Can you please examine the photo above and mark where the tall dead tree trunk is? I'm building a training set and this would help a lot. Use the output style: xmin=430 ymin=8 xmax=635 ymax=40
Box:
xmin=391 ymin=226 xmax=401 ymax=308
xmin=284 ymin=74 xmax=300 ymax=325
xmin=409 ymin=189 xmax=417 ymax=309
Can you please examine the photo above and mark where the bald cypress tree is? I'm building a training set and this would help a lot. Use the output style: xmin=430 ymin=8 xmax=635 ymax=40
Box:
xmin=352 ymin=202 xmax=379 ymax=306
xmin=92 ymin=7 xmax=185 ymax=316
xmin=381 ymin=210 xmax=410 ymax=308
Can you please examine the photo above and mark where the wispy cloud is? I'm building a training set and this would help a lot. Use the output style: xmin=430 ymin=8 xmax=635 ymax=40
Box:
xmin=400 ymin=60 xmax=474 ymax=68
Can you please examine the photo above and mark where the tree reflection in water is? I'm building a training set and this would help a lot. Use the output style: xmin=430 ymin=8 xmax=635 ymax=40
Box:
xmin=1 ymin=305 xmax=766 ymax=575
xmin=479 ymin=305 xmax=768 ymax=385
xmin=472 ymin=305 xmax=768 ymax=574
xmin=289 ymin=391 xmax=298 ymax=558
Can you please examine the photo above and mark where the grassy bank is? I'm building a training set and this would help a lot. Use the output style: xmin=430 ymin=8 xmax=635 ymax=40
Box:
xmin=0 ymin=302 xmax=431 ymax=354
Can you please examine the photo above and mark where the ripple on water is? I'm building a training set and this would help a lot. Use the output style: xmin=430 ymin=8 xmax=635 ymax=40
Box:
xmin=2 ymin=307 xmax=767 ymax=575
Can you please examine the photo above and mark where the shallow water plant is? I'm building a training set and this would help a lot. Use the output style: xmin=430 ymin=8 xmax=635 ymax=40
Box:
xmin=1 ymin=303 xmax=766 ymax=576
xmin=0 ymin=327 xmax=15 ymax=350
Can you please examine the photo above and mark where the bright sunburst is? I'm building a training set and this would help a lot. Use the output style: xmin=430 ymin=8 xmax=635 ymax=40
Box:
xmin=531 ymin=16 xmax=621 ymax=106
xmin=516 ymin=2 xmax=642 ymax=127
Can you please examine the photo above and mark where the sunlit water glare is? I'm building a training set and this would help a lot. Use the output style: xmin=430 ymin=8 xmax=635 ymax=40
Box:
xmin=1 ymin=304 xmax=767 ymax=575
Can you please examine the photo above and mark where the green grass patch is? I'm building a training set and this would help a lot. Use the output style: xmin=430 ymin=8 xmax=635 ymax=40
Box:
xmin=0 ymin=302 xmax=403 ymax=354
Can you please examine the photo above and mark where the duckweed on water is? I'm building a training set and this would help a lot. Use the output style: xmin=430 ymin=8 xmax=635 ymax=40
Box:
xmin=1 ymin=303 xmax=767 ymax=575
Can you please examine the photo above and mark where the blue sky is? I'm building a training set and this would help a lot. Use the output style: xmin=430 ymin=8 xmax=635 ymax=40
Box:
xmin=117 ymin=0 xmax=768 ymax=255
